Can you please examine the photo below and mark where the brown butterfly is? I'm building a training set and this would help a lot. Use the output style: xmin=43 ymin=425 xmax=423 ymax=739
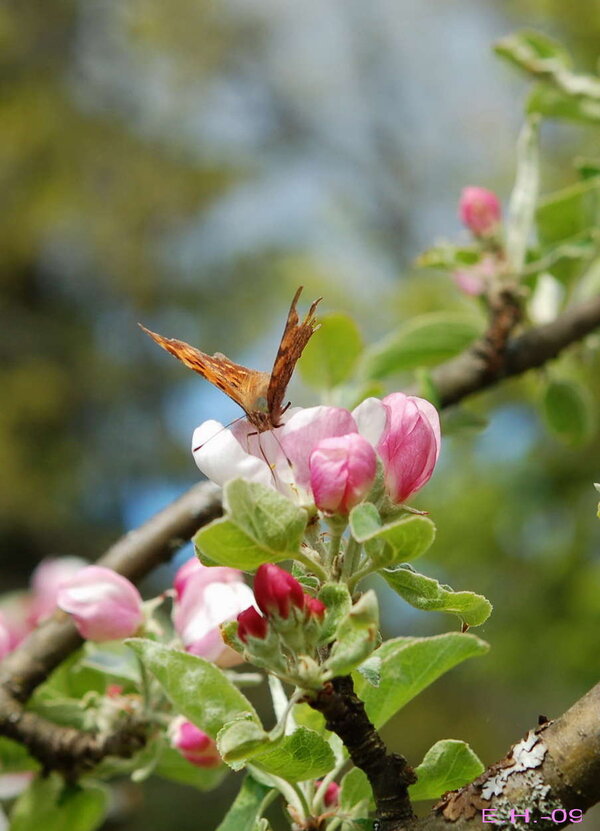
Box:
xmin=139 ymin=287 xmax=321 ymax=432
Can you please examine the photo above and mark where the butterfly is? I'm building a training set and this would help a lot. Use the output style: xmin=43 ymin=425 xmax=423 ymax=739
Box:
xmin=139 ymin=287 xmax=321 ymax=432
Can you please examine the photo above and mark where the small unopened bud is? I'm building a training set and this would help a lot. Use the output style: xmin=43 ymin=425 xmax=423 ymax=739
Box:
xmin=304 ymin=595 xmax=326 ymax=619
xmin=253 ymin=564 xmax=304 ymax=619
xmin=309 ymin=433 xmax=377 ymax=515
xmin=459 ymin=186 xmax=501 ymax=237
xmin=236 ymin=606 xmax=268 ymax=643
xmin=324 ymin=780 xmax=340 ymax=807
xmin=57 ymin=566 xmax=143 ymax=642
xmin=169 ymin=717 xmax=221 ymax=768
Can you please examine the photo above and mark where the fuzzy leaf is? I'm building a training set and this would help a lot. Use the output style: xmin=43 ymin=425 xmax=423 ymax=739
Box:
xmin=354 ymin=633 xmax=489 ymax=729
xmin=215 ymin=775 xmax=272 ymax=831
xmin=350 ymin=505 xmax=436 ymax=567
xmin=218 ymin=721 xmax=335 ymax=783
xmin=126 ymin=639 xmax=258 ymax=736
xmin=409 ymin=740 xmax=484 ymax=801
xmin=382 ymin=566 xmax=492 ymax=627
xmin=195 ymin=479 xmax=307 ymax=569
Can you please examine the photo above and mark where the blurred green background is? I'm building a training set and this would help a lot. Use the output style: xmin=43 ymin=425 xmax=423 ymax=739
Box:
xmin=2 ymin=1 xmax=599 ymax=828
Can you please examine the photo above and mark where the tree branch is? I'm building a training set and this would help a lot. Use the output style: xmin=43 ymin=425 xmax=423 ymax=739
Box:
xmin=433 ymin=294 xmax=600 ymax=407
xmin=395 ymin=681 xmax=600 ymax=830
xmin=308 ymin=676 xmax=416 ymax=829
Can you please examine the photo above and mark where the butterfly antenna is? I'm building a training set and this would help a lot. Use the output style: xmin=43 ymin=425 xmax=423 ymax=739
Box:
xmin=192 ymin=416 xmax=245 ymax=452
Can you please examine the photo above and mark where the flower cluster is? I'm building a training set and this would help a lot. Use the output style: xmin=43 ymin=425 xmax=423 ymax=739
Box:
xmin=237 ymin=563 xmax=325 ymax=644
xmin=193 ymin=392 xmax=440 ymax=515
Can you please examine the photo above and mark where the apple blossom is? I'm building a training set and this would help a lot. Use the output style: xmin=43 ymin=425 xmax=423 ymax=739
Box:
xmin=57 ymin=566 xmax=143 ymax=641
xmin=309 ymin=433 xmax=376 ymax=514
xmin=0 ymin=617 xmax=10 ymax=661
xmin=173 ymin=559 xmax=254 ymax=666
xmin=169 ymin=717 xmax=221 ymax=768
xmin=459 ymin=186 xmax=501 ymax=237
xmin=353 ymin=393 xmax=440 ymax=503
xmin=253 ymin=564 xmax=304 ymax=619
xmin=192 ymin=406 xmax=359 ymax=505
xmin=236 ymin=606 xmax=269 ymax=643
xmin=29 ymin=556 xmax=87 ymax=624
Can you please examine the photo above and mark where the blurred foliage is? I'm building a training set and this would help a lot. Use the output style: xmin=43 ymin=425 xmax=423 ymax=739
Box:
xmin=2 ymin=0 xmax=600 ymax=829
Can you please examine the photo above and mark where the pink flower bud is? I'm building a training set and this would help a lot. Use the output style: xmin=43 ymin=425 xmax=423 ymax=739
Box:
xmin=173 ymin=558 xmax=242 ymax=600
xmin=253 ymin=564 xmax=305 ymax=619
xmin=57 ymin=566 xmax=143 ymax=641
xmin=309 ymin=433 xmax=376 ymax=514
xmin=169 ymin=717 xmax=221 ymax=768
xmin=304 ymin=595 xmax=326 ymax=619
xmin=353 ymin=394 xmax=440 ymax=504
xmin=0 ymin=616 xmax=11 ymax=661
xmin=29 ymin=556 xmax=87 ymax=624
xmin=236 ymin=606 xmax=269 ymax=643
xmin=323 ymin=781 xmax=340 ymax=807
xmin=459 ymin=186 xmax=501 ymax=237
xmin=173 ymin=564 xmax=254 ymax=666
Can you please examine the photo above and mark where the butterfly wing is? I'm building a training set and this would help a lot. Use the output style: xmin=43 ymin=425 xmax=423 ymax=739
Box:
xmin=139 ymin=324 xmax=270 ymax=418
xmin=266 ymin=287 xmax=321 ymax=425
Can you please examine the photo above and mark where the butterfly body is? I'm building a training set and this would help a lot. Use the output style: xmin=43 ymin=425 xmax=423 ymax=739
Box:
xmin=140 ymin=287 xmax=320 ymax=432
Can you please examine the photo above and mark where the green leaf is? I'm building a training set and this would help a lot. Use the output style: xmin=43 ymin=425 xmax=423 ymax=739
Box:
xmin=536 ymin=178 xmax=600 ymax=249
xmin=353 ymin=633 xmax=489 ymax=729
xmin=356 ymin=655 xmax=381 ymax=687
xmin=155 ymin=745 xmax=227 ymax=790
xmin=528 ymin=84 xmax=600 ymax=124
xmin=325 ymin=591 xmax=379 ymax=678
xmin=0 ymin=738 xmax=39 ymax=773
xmin=218 ymin=720 xmax=335 ymax=782
xmin=126 ymin=640 xmax=258 ymax=736
xmin=349 ymin=505 xmax=436 ymax=567
xmin=10 ymin=776 xmax=107 ymax=831
xmin=361 ymin=313 xmax=482 ymax=378
xmin=409 ymin=740 xmax=484 ymax=801
xmin=340 ymin=767 xmax=374 ymax=813
xmin=299 ymin=313 xmax=363 ymax=389
xmin=195 ymin=479 xmax=307 ymax=569
xmin=542 ymin=379 xmax=594 ymax=446
xmin=218 ymin=718 xmax=271 ymax=764
xmin=215 ymin=775 xmax=273 ymax=831
xmin=251 ymin=727 xmax=335 ymax=782
xmin=494 ymin=29 xmax=573 ymax=73
xmin=381 ymin=566 xmax=492 ymax=627
xmin=415 ymin=244 xmax=480 ymax=271
xmin=506 ymin=115 xmax=540 ymax=273
xmin=317 ymin=583 xmax=352 ymax=643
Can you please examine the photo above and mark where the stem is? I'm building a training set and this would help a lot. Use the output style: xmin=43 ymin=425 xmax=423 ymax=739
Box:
xmin=340 ymin=537 xmax=362 ymax=583
xmin=248 ymin=765 xmax=307 ymax=820
xmin=296 ymin=549 xmax=328 ymax=582
xmin=347 ymin=562 xmax=375 ymax=593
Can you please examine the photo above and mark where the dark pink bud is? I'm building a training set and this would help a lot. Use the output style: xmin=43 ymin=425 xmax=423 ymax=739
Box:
xmin=324 ymin=781 xmax=340 ymax=807
xmin=170 ymin=718 xmax=221 ymax=768
xmin=253 ymin=564 xmax=305 ymax=619
xmin=459 ymin=186 xmax=501 ymax=237
xmin=236 ymin=606 xmax=268 ymax=643
xmin=304 ymin=595 xmax=326 ymax=619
